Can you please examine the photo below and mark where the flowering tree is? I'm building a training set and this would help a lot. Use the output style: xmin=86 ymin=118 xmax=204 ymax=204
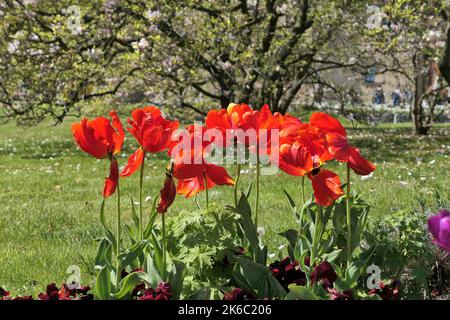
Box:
xmin=439 ymin=24 xmax=450 ymax=85
xmin=351 ymin=0 xmax=449 ymax=135
xmin=0 ymin=0 xmax=373 ymax=126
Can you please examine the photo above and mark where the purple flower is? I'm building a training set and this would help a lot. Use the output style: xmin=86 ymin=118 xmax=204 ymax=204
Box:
xmin=310 ymin=261 xmax=337 ymax=289
xmin=223 ymin=288 xmax=257 ymax=300
xmin=327 ymin=288 xmax=353 ymax=300
xmin=269 ymin=257 xmax=307 ymax=290
xmin=368 ymin=280 xmax=400 ymax=300
xmin=428 ymin=209 xmax=450 ymax=253
xmin=138 ymin=282 xmax=173 ymax=300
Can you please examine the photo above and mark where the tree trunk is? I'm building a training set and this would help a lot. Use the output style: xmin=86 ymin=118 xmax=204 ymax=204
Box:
xmin=439 ymin=27 xmax=450 ymax=85
xmin=412 ymin=53 xmax=430 ymax=135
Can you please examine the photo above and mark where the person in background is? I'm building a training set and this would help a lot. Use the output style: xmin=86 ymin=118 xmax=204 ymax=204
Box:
xmin=374 ymin=85 xmax=385 ymax=105
xmin=391 ymin=87 xmax=402 ymax=107
xmin=402 ymin=89 xmax=412 ymax=107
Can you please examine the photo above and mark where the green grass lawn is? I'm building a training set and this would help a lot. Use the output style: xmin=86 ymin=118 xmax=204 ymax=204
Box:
xmin=0 ymin=117 xmax=449 ymax=296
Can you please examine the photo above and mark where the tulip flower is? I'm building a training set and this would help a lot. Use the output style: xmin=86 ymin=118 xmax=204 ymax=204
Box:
xmin=310 ymin=112 xmax=375 ymax=267
xmin=72 ymin=110 xmax=125 ymax=288
xmin=237 ymin=104 xmax=284 ymax=228
xmin=278 ymin=123 xmax=343 ymax=207
xmin=157 ymin=162 xmax=176 ymax=215
xmin=120 ymin=106 xmax=178 ymax=240
xmin=428 ymin=209 xmax=450 ymax=253
xmin=156 ymin=161 xmax=177 ymax=281
xmin=205 ymin=103 xmax=252 ymax=134
xmin=238 ymin=104 xmax=283 ymax=152
xmin=121 ymin=106 xmax=179 ymax=177
xmin=206 ymin=103 xmax=253 ymax=206
xmin=309 ymin=112 xmax=375 ymax=175
xmin=72 ymin=110 xmax=124 ymax=197
xmin=170 ymin=125 xmax=234 ymax=203
xmin=206 ymin=103 xmax=286 ymax=212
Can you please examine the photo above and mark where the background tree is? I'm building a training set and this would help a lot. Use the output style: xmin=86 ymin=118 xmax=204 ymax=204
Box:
xmin=439 ymin=14 xmax=450 ymax=85
xmin=0 ymin=0 xmax=373 ymax=126
xmin=349 ymin=0 xmax=449 ymax=135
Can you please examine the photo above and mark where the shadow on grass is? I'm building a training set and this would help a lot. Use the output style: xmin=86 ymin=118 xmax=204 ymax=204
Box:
xmin=348 ymin=126 xmax=450 ymax=163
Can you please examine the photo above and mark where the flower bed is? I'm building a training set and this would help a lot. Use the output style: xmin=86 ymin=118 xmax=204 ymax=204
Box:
xmin=2 ymin=103 xmax=448 ymax=300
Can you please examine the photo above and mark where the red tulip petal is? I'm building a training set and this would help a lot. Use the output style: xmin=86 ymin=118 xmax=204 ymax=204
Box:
xmin=205 ymin=164 xmax=235 ymax=186
xmin=129 ymin=107 xmax=179 ymax=154
xmin=206 ymin=109 xmax=231 ymax=132
xmin=278 ymin=143 xmax=312 ymax=176
xmin=308 ymin=168 xmax=343 ymax=207
xmin=120 ymin=148 xmax=145 ymax=177
xmin=326 ymin=133 xmax=351 ymax=162
xmin=348 ymin=146 xmax=376 ymax=175
xmin=227 ymin=103 xmax=252 ymax=128
xmin=109 ymin=110 xmax=125 ymax=155
xmin=177 ymin=177 xmax=202 ymax=198
xmin=103 ymin=157 xmax=119 ymax=197
xmin=72 ymin=119 xmax=109 ymax=159
xmin=157 ymin=175 xmax=177 ymax=214
xmin=173 ymin=162 xmax=205 ymax=180
xmin=310 ymin=112 xmax=347 ymax=137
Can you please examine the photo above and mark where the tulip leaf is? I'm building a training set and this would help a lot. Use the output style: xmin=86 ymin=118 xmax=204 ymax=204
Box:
xmin=143 ymin=193 xmax=159 ymax=239
xmin=95 ymin=265 xmax=111 ymax=300
xmin=342 ymin=258 xmax=371 ymax=290
xmin=283 ymin=189 xmax=299 ymax=221
xmin=104 ymin=229 xmax=117 ymax=256
xmin=323 ymin=249 xmax=342 ymax=263
xmin=279 ymin=229 xmax=298 ymax=261
xmin=130 ymin=197 xmax=139 ymax=230
xmin=119 ymin=240 xmax=149 ymax=269
xmin=351 ymin=206 xmax=370 ymax=251
xmin=168 ymin=259 xmax=186 ymax=300
xmin=286 ymin=285 xmax=319 ymax=300
xmin=114 ymin=271 xmax=150 ymax=299
xmin=143 ymin=253 xmax=163 ymax=288
xmin=233 ymin=256 xmax=286 ymax=299
xmin=188 ymin=288 xmax=211 ymax=300
xmin=244 ymin=182 xmax=253 ymax=198
xmin=100 ymin=198 xmax=107 ymax=229
xmin=150 ymin=230 xmax=164 ymax=275
xmin=125 ymin=224 xmax=137 ymax=245
xmin=94 ymin=237 xmax=113 ymax=267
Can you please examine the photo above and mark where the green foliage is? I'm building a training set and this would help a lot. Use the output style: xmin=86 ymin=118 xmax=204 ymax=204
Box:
xmin=166 ymin=205 xmax=241 ymax=297
xmin=0 ymin=119 xmax=448 ymax=297
xmin=232 ymin=256 xmax=287 ymax=299
xmin=366 ymin=205 xmax=438 ymax=299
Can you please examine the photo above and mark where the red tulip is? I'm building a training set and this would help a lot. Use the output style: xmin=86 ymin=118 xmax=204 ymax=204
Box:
xmin=157 ymin=163 xmax=177 ymax=214
xmin=205 ymin=103 xmax=252 ymax=132
xmin=278 ymin=121 xmax=343 ymax=206
xmin=205 ymin=103 xmax=252 ymax=147
xmin=205 ymin=108 xmax=232 ymax=135
xmin=227 ymin=103 xmax=253 ymax=129
xmin=309 ymin=112 xmax=375 ymax=175
xmin=72 ymin=111 xmax=124 ymax=197
xmin=176 ymin=164 xmax=234 ymax=198
xmin=205 ymin=103 xmax=285 ymax=153
xmin=279 ymin=141 xmax=343 ymax=206
xmin=121 ymin=106 xmax=179 ymax=177
xmin=239 ymin=104 xmax=283 ymax=153
xmin=170 ymin=125 xmax=234 ymax=198
xmin=307 ymin=168 xmax=344 ymax=207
